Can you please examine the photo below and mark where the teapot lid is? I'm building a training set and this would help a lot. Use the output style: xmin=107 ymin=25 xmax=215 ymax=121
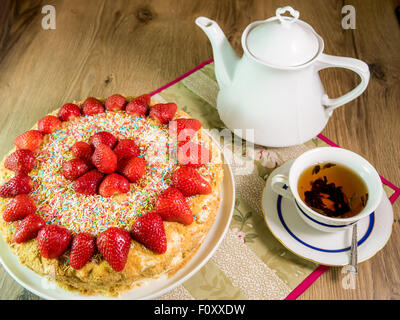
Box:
xmin=245 ymin=7 xmax=321 ymax=67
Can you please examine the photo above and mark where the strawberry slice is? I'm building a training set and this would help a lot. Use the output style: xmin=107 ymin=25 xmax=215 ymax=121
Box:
xmin=4 ymin=149 xmax=36 ymax=174
xmin=172 ymin=167 xmax=212 ymax=196
xmin=131 ymin=212 xmax=167 ymax=254
xmin=97 ymin=227 xmax=131 ymax=272
xmin=117 ymin=157 xmax=147 ymax=183
xmin=113 ymin=139 xmax=140 ymax=160
xmin=62 ymin=159 xmax=91 ymax=181
xmin=149 ymin=103 xmax=177 ymax=124
xmin=37 ymin=225 xmax=71 ymax=259
xmin=81 ymin=97 xmax=105 ymax=116
xmin=89 ymin=131 xmax=118 ymax=149
xmin=3 ymin=194 xmax=36 ymax=222
xmin=71 ymin=141 xmax=93 ymax=162
xmin=126 ymin=94 xmax=150 ymax=117
xmin=69 ymin=233 xmax=96 ymax=270
xmin=98 ymin=173 xmax=130 ymax=197
xmin=58 ymin=103 xmax=81 ymax=121
xmin=14 ymin=130 xmax=44 ymax=152
xmin=14 ymin=214 xmax=46 ymax=243
xmin=0 ymin=174 xmax=32 ymax=198
xmin=105 ymin=94 xmax=127 ymax=111
xmin=155 ymin=187 xmax=193 ymax=225
xmin=38 ymin=115 xmax=62 ymax=134
xmin=92 ymin=144 xmax=118 ymax=174
xmin=74 ymin=169 xmax=104 ymax=195
xmin=169 ymin=118 xmax=201 ymax=142
xmin=177 ymin=141 xmax=212 ymax=167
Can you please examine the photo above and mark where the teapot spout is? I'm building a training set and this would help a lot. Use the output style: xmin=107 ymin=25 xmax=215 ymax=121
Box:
xmin=196 ymin=17 xmax=239 ymax=88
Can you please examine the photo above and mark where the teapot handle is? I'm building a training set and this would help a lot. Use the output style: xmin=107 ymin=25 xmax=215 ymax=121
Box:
xmin=316 ymin=53 xmax=370 ymax=114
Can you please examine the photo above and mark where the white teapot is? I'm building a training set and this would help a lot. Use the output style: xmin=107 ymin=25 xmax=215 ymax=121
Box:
xmin=196 ymin=6 xmax=370 ymax=147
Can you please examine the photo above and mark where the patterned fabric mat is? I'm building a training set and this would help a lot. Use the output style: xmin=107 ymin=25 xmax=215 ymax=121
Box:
xmin=153 ymin=61 xmax=399 ymax=300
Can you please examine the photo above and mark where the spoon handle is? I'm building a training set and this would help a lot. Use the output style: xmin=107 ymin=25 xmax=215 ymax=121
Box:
xmin=350 ymin=223 xmax=358 ymax=274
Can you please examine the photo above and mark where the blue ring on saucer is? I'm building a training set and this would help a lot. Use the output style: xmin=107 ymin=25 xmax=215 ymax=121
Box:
xmin=276 ymin=194 xmax=375 ymax=253
xmin=295 ymin=200 xmax=356 ymax=228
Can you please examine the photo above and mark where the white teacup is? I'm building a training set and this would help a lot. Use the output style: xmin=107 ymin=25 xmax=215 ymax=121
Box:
xmin=271 ymin=147 xmax=383 ymax=232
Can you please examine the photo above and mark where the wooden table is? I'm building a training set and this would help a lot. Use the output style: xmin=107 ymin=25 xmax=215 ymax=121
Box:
xmin=0 ymin=0 xmax=399 ymax=300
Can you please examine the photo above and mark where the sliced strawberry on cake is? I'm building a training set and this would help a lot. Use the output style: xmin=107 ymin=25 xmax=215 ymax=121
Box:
xmin=97 ymin=227 xmax=131 ymax=272
xmin=172 ymin=167 xmax=211 ymax=196
xmin=3 ymin=194 xmax=36 ymax=222
xmin=14 ymin=214 xmax=46 ymax=244
xmin=117 ymin=157 xmax=147 ymax=183
xmin=155 ymin=187 xmax=194 ymax=225
xmin=0 ymin=174 xmax=32 ymax=198
xmin=92 ymin=144 xmax=117 ymax=174
xmin=14 ymin=130 xmax=44 ymax=152
xmin=62 ymin=159 xmax=92 ymax=181
xmin=98 ymin=173 xmax=130 ymax=197
xmin=105 ymin=94 xmax=127 ymax=112
xmin=113 ymin=139 xmax=140 ymax=160
xmin=131 ymin=212 xmax=167 ymax=254
xmin=37 ymin=225 xmax=72 ymax=259
xmin=4 ymin=149 xmax=36 ymax=174
xmin=81 ymin=97 xmax=105 ymax=116
xmin=71 ymin=141 xmax=94 ymax=162
xmin=177 ymin=141 xmax=212 ymax=167
xmin=74 ymin=169 xmax=104 ymax=195
xmin=38 ymin=115 xmax=62 ymax=134
xmin=89 ymin=131 xmax=118 ymax=149
xmin=58 ymin=103 xmax=81 ymax=121
xmin=149 ymin=102 xmax=177 ymax=124
xmin=70 ymin=233 xmax=96 ymax=270
xmin=169 ymin=118 xmax=201 ymax=143
xmin=126 ymin=94 xmax=150 ymax=117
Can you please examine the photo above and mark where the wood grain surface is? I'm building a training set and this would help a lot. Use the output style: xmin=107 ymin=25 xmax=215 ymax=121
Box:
xmin=0 ymin=0 xmax=399 ymax=300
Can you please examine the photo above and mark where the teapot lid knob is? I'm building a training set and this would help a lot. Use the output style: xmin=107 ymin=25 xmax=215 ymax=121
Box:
xmin=276 ymin=6 xmax=299 ymax=27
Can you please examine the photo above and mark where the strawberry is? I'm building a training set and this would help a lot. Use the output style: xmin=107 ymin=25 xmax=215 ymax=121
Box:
xmin=3 ymin=194 xmax=36 ymax=222
xmin=14 ymin=130 xmax=44 ymax=152
xmin=74 ymin=169 xmax=104 ymax=195
xmin=97 ymin=227 xmax=131 ymax=272
xmin=113 ymin=139 xmax=140 ymax=160
xmin=117 ymin=157 xmax=147 ymax=183
xmin=71 ymin=141 xmax=93 ymax=162
xmin=69 ymin=233 xmax=96 ymax=270
xmin=98 ymin=173 xmax=130 ymax=197
xmin=105 ymin=94 xmax=126 ymax=111
xmin=149 ymin=103 xmax=177 ymax=124
xmin=155 ymin=187 xmax=193 ymax=225
xmin=172 ymin=167 xmax=212 ymax=196
xmin=62 ymin=159 xmax=91 ymax=181
xmin=169 ymin=118 xmax=201 ymax=142
xmin=92 ymin=144 xmax=117 ymax=174
xmin=126 ymin=94 xmax=150 ymax=117
xmin=4 ymin=149 xmax=36 ymax=174
xmin=81 ymin=97 xmax=105 ymax=116
xmin=177 ymin=141 xmax=211 ymax=167
xmin=38 ymin=115 xmax=62 ymax=134
xmin=57 ymin=103 xmax=81 ymax=121
xmin=89 ymin=131 xmax=117 ymax=149
xmin=37 ymin=225 xmax=71 ymax=259
xmin=14 ymin=214 xmax=46 ymax=243
xmin=131 ymin=212 xmax=167 ymax=254
xmin=0 ymin=174 xmax=32 ymax=198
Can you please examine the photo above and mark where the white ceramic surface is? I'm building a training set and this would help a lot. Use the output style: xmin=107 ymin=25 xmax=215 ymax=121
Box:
xmin=196 ymin=6 xmax=370 ymax=147
xmin=262 ymin=160 xmax=393 ymax=266
xmin=0 ymin=141 xmax=235 ymax=300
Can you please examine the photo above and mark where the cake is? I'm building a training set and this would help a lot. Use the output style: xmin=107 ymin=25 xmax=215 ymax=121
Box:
xmin=0 ymin=94 xmax=223 ymax=296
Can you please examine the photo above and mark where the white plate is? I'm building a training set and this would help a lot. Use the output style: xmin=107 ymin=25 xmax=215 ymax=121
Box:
xmin=0 ymin=143 xmax=235 ymax=300
xmin=262 ymin=160 xmax=393 ymax=266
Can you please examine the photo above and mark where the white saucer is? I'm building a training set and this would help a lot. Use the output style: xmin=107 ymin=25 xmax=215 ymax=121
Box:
xmin=262 ymin=160 xmax=393 ymax=266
